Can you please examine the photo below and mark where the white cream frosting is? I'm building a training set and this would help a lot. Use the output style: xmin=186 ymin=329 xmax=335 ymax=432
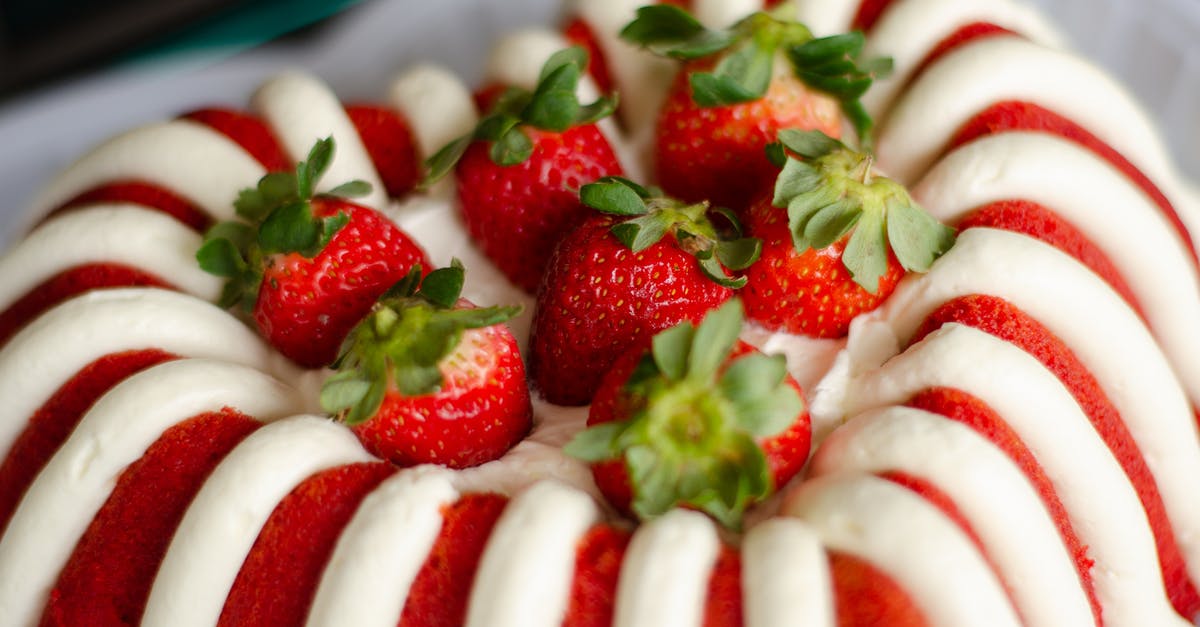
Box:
xmin=24 ymin=119 xmax=264 ymax=225
xmin=742 ymin=517 xmax=835 ymax=627
xmin=915 ymin=132 xmax=1200 ymax=410
xmin=614 ymin=508 xmax=720 ymax=627
xmin=466 ymin=480 xmax=601 ymax=627
xmin=856 ymin=227 xmax=1200 ymax=589
xmin=306 ymin=466 xmax=459 ymax=627
xmin=861 ymin=0 xmax=1064 ymax=118
xmin=141 ymin=415 xmax=374 ymax=627
xmin=0 ymin=359 xmax=302 ymax=627
xmin=0 ymin=288 xmax=294 ymax=461
xmin=252 ymin=71 xmax=387 ymax=209
xmin=877 ymin=36 xmax=1176 ymax=187
xmin=792 ymin=0 xmax=858 ymax=38
xmin=842 ymin=323 xmax=1187 ymax=626
xmin=812 ymin=405 xmax=1094 ymax=627
xmin=692 ymin=0 xmax=762 ymax=29
xmin=782 ymin=472 xmax=1022 ymax=627
xmin=388 ymin=64 xmax=479 ymax=160
xmin=0 ymin=204 xmax=221 ymax=311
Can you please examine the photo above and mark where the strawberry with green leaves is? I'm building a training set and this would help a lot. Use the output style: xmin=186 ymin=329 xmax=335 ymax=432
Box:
xmin=529 ymin=176 xmax=761 ymax=406
xmin=321 ymin=260 xmax=530 ymax=469
xmin=741 ymin=129 xmax=956 ymax=337
xmin=197 ymin=137 xmax=430 ymax=368
xmin=566 ymin=299 xmax=811 ymax=529
xmin=620 ymin=4 xmax=891 ymax=211
xmin=424 ymin=47 xmax=624 ymax=293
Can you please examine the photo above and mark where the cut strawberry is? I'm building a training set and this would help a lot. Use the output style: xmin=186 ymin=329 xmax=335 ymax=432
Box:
xmin=829 ymin=550 xmax=929 ymax=627
xmin=905 ymin=387 xmax=1102 ymax=623
xmin=568 ymin=300 xmax=810 ymax=529
xmin=0 ymin=264 xmax=173 ymax=349
xmin=219 ymin=461 xmax=396 ymax=627
xmin=0 ymin=349 xmax=176 ymax=535
xmin=913 ymin=294 xmax=1200 ymax=616
xmin=398 ymin=493 xmax=509 ymax=627
xmin=345 ymin=104 xmax=422 ymax=199
xmin=39 ymin=409 xmax=260 ymax=627
xmin=197 ymin=137 xmax=430 ymax=368
xmin=948 ymin=100 xmax=1199 ymax=267
xmin=51 ymin=181 xmax=211 ymax=233
xmin=702 ymin=544 xmax=744 ymax=627
xmin=182 ymin=108 xmax=291 ymax=172
xmin=958 ymin=200 xmax=1145 ymax=318
xmin=322 ymin=261 xmax=530 ymax=469
xmin=562 ymin=524 xmax=632 ymax=627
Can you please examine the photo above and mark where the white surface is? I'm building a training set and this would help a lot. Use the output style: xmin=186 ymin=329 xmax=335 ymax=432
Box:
xmin=0 ymin=0 xmax=1193 ymax=245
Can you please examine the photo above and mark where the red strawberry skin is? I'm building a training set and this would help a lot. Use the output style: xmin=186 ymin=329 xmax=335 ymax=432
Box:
xmin=0 ymin=349 xmax=176 ymax=535
xmin=655 ymin=65 xmax=842 ymax=213
xmin=254 ymin=198 xmax=430 ymax=368
xmin=587 ymin=340 xmax=811 ymax=518
xmin=351 ymin=319 xmax=531 ymax=469
xmin=529 ymin=215 xmax=733 ymax=406
xmin=181 ymin=108 xmax=291 ymax=173
xmin=739 ymin=194 xmax=904 ymax=337
xmin=218 ymin=462 xmax=396 ymax=627
xmin=456 ymin=124 xmax=623 ymax=294
xmin=0 ymin=264 xmax=172 ymax=350
xmin=345 ymin=104 xmax=422 ymax=199
xmin=40 ymin=409 xmax=260 ymax=627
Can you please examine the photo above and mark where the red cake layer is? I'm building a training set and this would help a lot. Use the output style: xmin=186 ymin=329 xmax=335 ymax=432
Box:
xmin=345 ymin=104 xmax=422 ymax=199
xmin=830 ymin=550 xmax=928 ymax=627
xmin=50 ymin=181 xmax=211 ymax=232
xmin=219 ymin=461 xmax=397 ymax=627
xmin=39 ymin=409 xmax=261 ymax=627
xmin=0 ymin=264 xmax=174 ymax=348
xmin=563 ymin=524 xmax=632 ymax=627
xmin=0 ymin=349 xmax=176 ymax=534
xmin=182 ymin=108 xmax=292 ymax=173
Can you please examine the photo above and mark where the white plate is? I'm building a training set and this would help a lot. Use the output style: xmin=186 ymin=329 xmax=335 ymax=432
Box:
xmin=0 ymin=0 xmax=1195 ymax=242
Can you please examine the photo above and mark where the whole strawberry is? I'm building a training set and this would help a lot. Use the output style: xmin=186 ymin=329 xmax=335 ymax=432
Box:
xmin=197 ymin=137 xmax=430 ymax=368
xmin=424 ymin=47 xmax=623 ymax=293
xmin=566 ymin=299 xmax=811 ymax=529
xmin=321 ymin=261 xmax=530 ymax=469
xmin=620 ymin=4 xmax=891 ymax=211
xmin=741 ymin=129 xmax=956 ymax=337
xmin=529 ymin=176 xmax=761 ymax=406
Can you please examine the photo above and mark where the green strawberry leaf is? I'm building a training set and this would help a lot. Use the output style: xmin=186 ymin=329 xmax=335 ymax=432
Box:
xmin=524 ymin=63 xmax=583 ymax=131
xmin=714 ymin=237 xmax=762 ymax=271
xmin=619 ymin=5 xmax=738 ymax=60
xmin=772 ymin=157 xmax=822 ymax=207
xmin=195 ymin=236 xmax=247 ymax=279
xmin=689 ymin=39 xmax=775 ymax=106
xmin=418 ymin=260 xmax=466 ymax=309
xmin=326 ymin=179 xmax=372 ymax=198
xmin=886 ymin=197 xmax=957 ymax=272
xmin=611 ymin=213 xmax=671 ymax=252
xmin=687 ymin=299 xmax=742 ymax=379
xmin=581 ymin=179 xmax=649 ymax=216
xmin=563 ymin=421 xmax=626 ymax=462
xmin=257 ymin=201 xmax=319 ymax=255
xmin=803 ymin=198 xmax=861 ymax=250
xmin=422 ymin=135 xmax=472 ymax=188
xmin=842 ymin=202 xmax=889 ymax=293
xmin=652 ymin=318 xmax=695 ymax=381
xmin=489 ymin=127 xmax=534 ymax=166
xmin=298 ymin=137 xmax=334 ymax=200
xmin=776 ymin=128 xmax=842 ymax=160
xmin=320 ymin=371 xmax=373 ymax=414
xmin=697 ymin=254 xmax=748 ymax=289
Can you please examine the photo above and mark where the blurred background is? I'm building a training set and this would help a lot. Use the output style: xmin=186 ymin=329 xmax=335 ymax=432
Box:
xmin=0 ymin=0 xmax=1196 ymax=236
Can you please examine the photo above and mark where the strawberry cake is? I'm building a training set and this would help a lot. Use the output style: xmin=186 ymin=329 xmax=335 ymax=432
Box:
xmin=1 ymin=0 xmax=1199 ymax=626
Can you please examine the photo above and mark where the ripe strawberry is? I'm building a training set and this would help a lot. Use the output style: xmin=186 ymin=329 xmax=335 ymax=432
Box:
xmin=740 ymin=129 xmax=955 ymax=337
xmin=620 ymin=4 xmax=891 ymax=210
xmin=345 ymin=104 xmax=423 ymax=199
xmin=320 ymin=261 xmax=530 ymax=469
xmin=529 ymin=176 xmax=761 ymax=406
xmin=424 ymin=47 xmax=622 ymax=293
xmin=566 ymin=299 xmax=811 ymax=529
xmin=181 ymin=108 xmax=291 ymax=172
xmin=197 ymin=137 xmax=430 ymax=368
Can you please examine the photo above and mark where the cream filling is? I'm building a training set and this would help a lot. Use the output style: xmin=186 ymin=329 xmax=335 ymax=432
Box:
xmin=842 ymin=323 xmax=1187 ymax=627
xmin=742 ymin=517 xmax=835 ymax=627
xmin=691 ymin=0 xmax=762 ymax=29
xmin=0 ymin=288 xmax=294 ymax=460
xmin=812 ymin=405 xmax=1095 ymax=627
xmin=614 ymin=508 xmax=720 ymax=627
xmin=861 ymin=0 xmax=1064 ymax=118
xmin=792 ymin=0 xmax=859 ymax=37
xmin=141 ymin=415 xmax=374 ymax=627
xmin=0 ymin=359 xmax=301 ymax=627
xmin=877 ymin=36 xmax=1176 ymax=187
xmin=251 ymin=71 xmax=386 ymax=209
xmin=305 ymin=466 xmax=459 ymax=627
xmin=466 ymin=480 xmax=601 ymax=627
xmin=857 ymin=227 xmax=1200 ymax=589
xmin=23 ymin=119 xmax=264 ymax=225
xmin=781 ymin=472 xmax=1022 ymax=627
xmin=387 ymin=64 xmax=479 ymax=160
xmin=914 ymin=132 xmax=1200 ymax=410
xmin=0 ymin=204 xmax=221 ymax=311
